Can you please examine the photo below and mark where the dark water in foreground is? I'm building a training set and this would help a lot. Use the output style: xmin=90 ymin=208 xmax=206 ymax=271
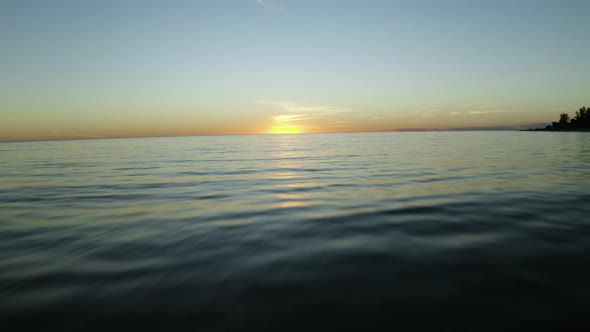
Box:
xmin=1 ymin=132 xmax=590 ymax=331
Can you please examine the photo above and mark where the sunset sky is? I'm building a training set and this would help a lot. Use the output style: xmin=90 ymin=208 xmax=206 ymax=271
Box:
xmin=1 ymin=0 xmax=589 ymax=141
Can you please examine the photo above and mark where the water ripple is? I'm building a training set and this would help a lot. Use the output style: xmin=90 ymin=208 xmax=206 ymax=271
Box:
xmin=1 ymin=133 xmax=590 ymax=330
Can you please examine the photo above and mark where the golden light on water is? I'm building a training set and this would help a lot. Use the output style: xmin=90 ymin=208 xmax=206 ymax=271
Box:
xmin=267 ymin=124 xmax=304 ymax=134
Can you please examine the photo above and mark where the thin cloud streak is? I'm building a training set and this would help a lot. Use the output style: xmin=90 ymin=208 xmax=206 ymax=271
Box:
xmin=469 ymin=110 xmax=515 ymax=115
xmin=271 ymin=114 xmax=323 ymax=123
xmin=257 ymin=100 xmax=350 ymax=114
xmin=257 ymin=100 xmax=352 ymax=128
xmin=402 ymin=104 xmax=529 ymax=118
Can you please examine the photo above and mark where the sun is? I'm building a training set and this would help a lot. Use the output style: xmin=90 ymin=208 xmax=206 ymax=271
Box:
xmin=267 ymin=124 xmax=304 ymax=134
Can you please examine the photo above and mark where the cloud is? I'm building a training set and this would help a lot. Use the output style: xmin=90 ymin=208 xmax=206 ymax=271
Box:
xmin=257 ymin=100 xmax=350 ymax=114
xmin=390 ymin=114 xmax=410 ymax=118
xmin=421 ymin=112 xmax=437 ymax=118
xmin=407 ymin=104 xmax=526 ymax=117
xmin=271 ymin=114 xmax=322 ymax=123
xmin=256 ymin=0 xmax=283 ymax=11
xmin=408 ymin=106 xmax=448 ymax=118
xmin=468 ymin=110 xmax=514 ymax=115
xmin=257 ymin=100 xmax=352 ymax=126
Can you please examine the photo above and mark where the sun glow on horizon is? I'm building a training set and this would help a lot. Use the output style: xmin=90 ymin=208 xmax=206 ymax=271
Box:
xmin=267 ymin=124 xmax=305 ymax=134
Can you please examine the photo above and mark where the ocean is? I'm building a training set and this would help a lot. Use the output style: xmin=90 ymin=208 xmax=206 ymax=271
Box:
xmin=1 ymin=131 xmax=589 ymax=331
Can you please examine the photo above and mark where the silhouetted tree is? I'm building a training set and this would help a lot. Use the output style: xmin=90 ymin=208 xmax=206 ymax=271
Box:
xmin=559 ymin=113 xmax=570 ymax=125
xmin=558 ymin=113 xmax=571 ymax=129
xmin=572 ymin=106 xmax=590 ymax=129
xmin=546 ymin=106 xmax=589 ymax=131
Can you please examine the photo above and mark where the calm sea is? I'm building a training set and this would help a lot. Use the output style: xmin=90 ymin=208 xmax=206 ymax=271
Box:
xmin=1 ymin=132 xmax=590 ymax=331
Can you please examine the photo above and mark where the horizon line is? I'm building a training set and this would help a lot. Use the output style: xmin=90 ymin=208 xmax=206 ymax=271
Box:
xmin=0 ymin=125 xmax=549 ymax=143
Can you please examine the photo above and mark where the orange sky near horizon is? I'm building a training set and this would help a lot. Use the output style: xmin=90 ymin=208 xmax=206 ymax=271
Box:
xmin=0 ymin=104 xmax=567 ymax=142
xmin=2 ymin=1 xmax=589 ymax=142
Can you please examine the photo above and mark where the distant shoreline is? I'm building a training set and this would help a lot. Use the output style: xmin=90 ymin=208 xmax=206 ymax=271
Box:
xmin=525 ymin=106 xmax=590 ymax=132
xmin=521 ymin=128 xmax=590 ymax=132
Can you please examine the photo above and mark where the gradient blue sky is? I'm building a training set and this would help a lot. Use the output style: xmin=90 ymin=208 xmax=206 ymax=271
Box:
xmin=1 ymin=0 xmax=589 ymax=140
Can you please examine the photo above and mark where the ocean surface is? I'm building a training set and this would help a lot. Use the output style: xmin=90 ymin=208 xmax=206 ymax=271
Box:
xmin=1 ymin=132 xmax=590 ymax=331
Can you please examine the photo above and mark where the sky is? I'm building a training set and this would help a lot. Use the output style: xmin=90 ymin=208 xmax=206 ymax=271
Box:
xmin=1 ymin=0 xmax=589 ymax=141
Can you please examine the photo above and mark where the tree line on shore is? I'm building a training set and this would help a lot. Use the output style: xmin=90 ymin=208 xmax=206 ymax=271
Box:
xmin=545 ymin=106 xmax=590 ymax=131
